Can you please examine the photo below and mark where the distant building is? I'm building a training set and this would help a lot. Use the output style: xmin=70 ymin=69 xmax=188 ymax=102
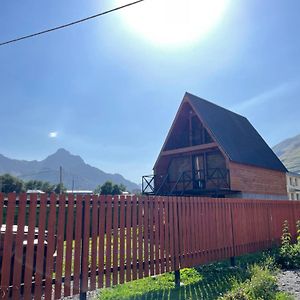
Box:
xmin=142 ymin=92 xmax=287 ymax=199
xmin=286 ymin=172 xmax=300 ymax=200
xmin=65 ymin=190 xmax=93 ymax=195
xmin=26 ymin=189 xmax=45 ymax=194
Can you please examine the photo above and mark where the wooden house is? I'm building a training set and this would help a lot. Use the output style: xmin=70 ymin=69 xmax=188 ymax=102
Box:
xmin=142 ymin=92 xmax=288 ymax=199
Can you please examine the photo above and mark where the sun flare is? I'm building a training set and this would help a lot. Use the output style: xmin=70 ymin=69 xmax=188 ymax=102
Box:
xmin=116 ymin=0 xmax=230 ymax=47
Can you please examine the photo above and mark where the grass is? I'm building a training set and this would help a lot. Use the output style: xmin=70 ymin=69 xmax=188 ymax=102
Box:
xmin=96 ymin=252 xmax=267 ymax=300
xmin=95 ymin=251 xmax=295 ymax=300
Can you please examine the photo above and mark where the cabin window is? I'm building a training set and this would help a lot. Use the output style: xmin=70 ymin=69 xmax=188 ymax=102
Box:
xmin=168 ymin=156 xmax=191 ymax=182
xmin=206 ymin=152 xmax=226 ymax=173
xmin=191 ymin=115 xmax=213 ymax=146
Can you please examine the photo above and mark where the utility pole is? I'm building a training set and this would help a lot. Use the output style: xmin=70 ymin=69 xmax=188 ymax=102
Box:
xmin=59 ymin=166 xmax=63 ymax=194
xmin=72 ymin=177 xmax=75 ymax=193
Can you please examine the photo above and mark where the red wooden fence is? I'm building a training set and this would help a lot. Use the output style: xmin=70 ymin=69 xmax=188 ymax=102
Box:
xmin=0 ymin=193 xmax=299 ymax=299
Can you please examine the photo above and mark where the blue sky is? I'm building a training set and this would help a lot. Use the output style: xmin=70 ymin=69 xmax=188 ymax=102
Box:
xmin=1 ymin=0 xmax=300 ymax=184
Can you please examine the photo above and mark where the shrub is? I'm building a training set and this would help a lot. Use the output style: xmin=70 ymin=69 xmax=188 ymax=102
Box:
xmin=219 ymin=264 xmax=289 ymax=300
xmin=277 ymin=220 xmax=300 ymax=269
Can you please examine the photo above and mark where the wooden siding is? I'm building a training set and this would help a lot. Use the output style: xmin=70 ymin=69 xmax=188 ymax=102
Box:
xmin=229 ymin=162 xmax=287 ymax=196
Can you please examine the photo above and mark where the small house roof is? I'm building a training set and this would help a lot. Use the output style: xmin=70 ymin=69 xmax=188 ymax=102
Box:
xmin=154 ymin=92 xmax=287 ymax=173
xmin=186 ymin=92 xmax=287 ymax=172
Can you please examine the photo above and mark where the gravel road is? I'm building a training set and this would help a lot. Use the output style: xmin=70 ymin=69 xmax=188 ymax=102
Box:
xmin=277 ymin=270 xmax=300 ymax=299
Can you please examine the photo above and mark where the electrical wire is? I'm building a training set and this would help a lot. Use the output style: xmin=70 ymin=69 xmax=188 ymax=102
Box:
xmin=0 ymin=0 xmax=145 ymax=47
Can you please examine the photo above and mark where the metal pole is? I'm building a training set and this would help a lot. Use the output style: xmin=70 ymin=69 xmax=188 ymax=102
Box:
xmin=174 ymin=270 xmax=180 ymax=288
xmin=80 ymin=199 xmax=87 ymax=300
xmin=59 ymin=166 xmax=63 ymax=194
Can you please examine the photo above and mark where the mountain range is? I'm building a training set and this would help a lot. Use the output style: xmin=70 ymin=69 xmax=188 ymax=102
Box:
xmin=272 ymin=134 xmax=300 ymax=174
xmin=0 ymin=148 xmax=140 ymax=191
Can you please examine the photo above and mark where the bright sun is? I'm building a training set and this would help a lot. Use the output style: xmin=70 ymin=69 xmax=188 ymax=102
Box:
xmin=116 ymin=0 xmax=230 ymax=47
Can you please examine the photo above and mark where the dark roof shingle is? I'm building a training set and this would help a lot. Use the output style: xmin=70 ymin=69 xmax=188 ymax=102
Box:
xmin=186 ymin=92 xmax=287 ymax=172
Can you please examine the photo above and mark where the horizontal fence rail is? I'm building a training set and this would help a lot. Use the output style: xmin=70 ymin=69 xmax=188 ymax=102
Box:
xmin=0 ymin=193 xmax=299 ymax=299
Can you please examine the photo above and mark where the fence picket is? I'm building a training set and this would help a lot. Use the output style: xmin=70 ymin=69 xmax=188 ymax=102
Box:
xmin=98 ymin=196 xmax=105 ymax=288
xmin=138 ymin=197 xmax=144 ymax=279
xmin=125 ymin=196 xmax=132 ymax=282
xmin=73 ymin=195 xmax=82 ymax=295
xmin=64 ymin=194 xmax=74 ymax=296
xmin=132 ymin=196 xmax=138 ymax=280
xmin=12 ymin=194 xmax=27 ymax=300
xmin=105 ymin=196 xmax=113 ymax=287
xmin=112 ymin=196 xmax=119 ymax=285
xmin=90 ymin=195 xmax=98 ymax=291
xmin=119 ymin=196 xmax=126 ymax=284
xmin=44 ymin=194 xmax=57 ymax=300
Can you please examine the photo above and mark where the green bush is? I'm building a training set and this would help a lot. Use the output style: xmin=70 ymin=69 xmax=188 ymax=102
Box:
xmin=277 ymin=220 xmax=300 ymax=269
xmin=219 ymin=263 xmax=291 ymax=300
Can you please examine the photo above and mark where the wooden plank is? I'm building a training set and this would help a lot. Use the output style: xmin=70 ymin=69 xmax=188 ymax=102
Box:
xmin=164 ymin=197 xmax=170 ymax=272
xmin=45 ymin=194 xmax=57 ymax=300
xmin=148 ymin=197 xmax=155 ymax=276
xmin=112 ymin=196 xmax=119 ymax=285
xmin=161 ymin=142 xmax=217 ymax=156
xmin=173 ymin=197 xmax=180 ymax=270
xmin=12 ymin=194 xmax=27 ymax=300
xmin=105 ymin=196 xmax=113 ymax=287
xmin=159 ymin=197 xmax=165 ymax=273
xmin=73 ymin=195 xmax=82 ymax=295
xmin=138 ymin=196 xmax=143 ymax=279
xmin=194 ymin=197 xmax=201 ymax=265
xmin=154 ymin=196 xmax=160 ymax=275
xmin=55 ymin=194 xmax=66 ymax=299
xmin=0 ymin=194 xmax=3 ymax=261
xmin=64 ymin=194 xmax=75 ymax=296
xmin=203 ymin=199 xmax=209 ymax=263
xmin=119 ymin=196 xmax=126 ymax=284
xmin=90 ymin=195 xmax=98 ymax=291
xmin=168 ymin=197 xmax=174 ymax=271
xmin=0 ymin=193 xmax=16 ymax=300
xmin=23 ymin=193 xmax=38 ymax=299
xmin=98 ymin=196 xmax=105 ymax=288
xmin=179 ymin=197 xmax=186 ymax=268
xmin=131 ymin=196 xmax=138 ymax=280
xmin=186 ymin=197 xmax=191 ymax=267
xmin=190 ymin=197 xmax=196 ymax=266
xmin=215 ymin=199 xmax=220 ymax=260
xmin=81 ymin=195 xmax=91 ymax=293
xmin=143 ymin=196 xmax=149 ymax=277
xmin=125 ymin=196 xmax=132 ymax=282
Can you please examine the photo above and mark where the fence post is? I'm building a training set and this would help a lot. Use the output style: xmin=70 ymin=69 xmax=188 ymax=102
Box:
xmin=230 ymin=202 xmax=236 ymax=267
xmin=80 ymin=198 xmax=87 ymax=300
xmin=174 ymin=270 xmax=180 ymax=288
xmin=174 ymin=197 xmax=181 ymax=288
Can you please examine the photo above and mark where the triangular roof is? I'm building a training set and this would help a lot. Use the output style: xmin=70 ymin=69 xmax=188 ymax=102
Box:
xmin=154 ymin=92 xmax=287 ymax=173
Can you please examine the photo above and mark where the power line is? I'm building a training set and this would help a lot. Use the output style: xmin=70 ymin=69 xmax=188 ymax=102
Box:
xmin=0 ymin=0 xmax=145 ymax=47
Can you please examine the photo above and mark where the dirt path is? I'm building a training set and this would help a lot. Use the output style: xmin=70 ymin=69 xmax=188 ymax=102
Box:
xmin=277 ymin=270 xmax=300 ymax=299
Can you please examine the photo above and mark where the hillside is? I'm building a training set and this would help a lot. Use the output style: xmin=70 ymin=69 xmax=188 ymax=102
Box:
xmin=273 ymin=134 xmax=300 ymax=173
xmin=0 ymin=148 xmax=139 ymax=191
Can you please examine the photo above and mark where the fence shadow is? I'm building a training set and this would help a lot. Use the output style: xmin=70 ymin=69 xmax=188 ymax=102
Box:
xmin=130 ymin=263 xmax=248 ymax=300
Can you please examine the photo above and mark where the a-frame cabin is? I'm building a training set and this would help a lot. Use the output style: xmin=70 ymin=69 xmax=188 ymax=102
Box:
xmin=142 ymin=92 xmax=288 ymax=199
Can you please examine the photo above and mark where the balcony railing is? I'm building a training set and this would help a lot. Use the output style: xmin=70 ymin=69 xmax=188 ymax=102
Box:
xmin=142 ymin=168 xmax=230 ymax=196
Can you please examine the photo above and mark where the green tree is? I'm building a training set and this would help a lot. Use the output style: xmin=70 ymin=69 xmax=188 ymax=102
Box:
xmin=95 ymin=181 xmax=127 ymax=195
xmin=54 ymin=183 xmax=66 ymax=194
xmin=41 ymin=181 xmax=55 ymax=194
xmin=0 ymin=174 xmax=25 ymax=193
xmin=100 ymin=181 xmax=113 ymax=195
xmin=94 ymin=184 xmax=102 ymax=195
xmin=25 ymin=179 xmax=55 ymax=194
